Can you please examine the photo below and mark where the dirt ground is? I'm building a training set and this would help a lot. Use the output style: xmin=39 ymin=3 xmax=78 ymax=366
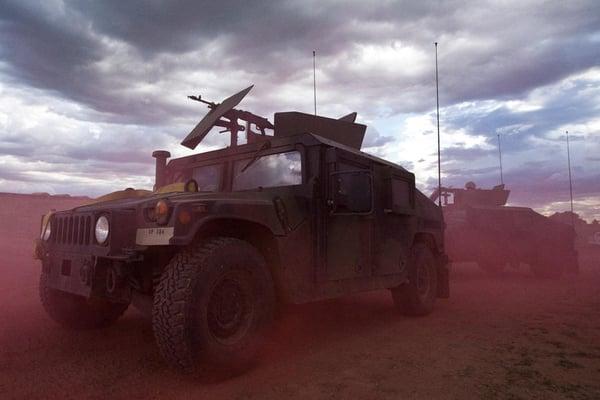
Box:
xmin=1 ymin=193 xmax=599 ymax=400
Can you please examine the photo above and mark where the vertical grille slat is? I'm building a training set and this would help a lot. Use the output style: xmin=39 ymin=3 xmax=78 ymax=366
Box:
xmin=85 ymin=216 xmax=91 ymax=245
xmin=56 ymin=218 xmax=61 ymax=243
xmin=73 ymin=216 xmax=80 ymax=245
xmin=62 ymin=217 xmax=67 ymax=243
xmin=52 ymin=213 xmax=94 ymax=246
xmin=78 ymin=217 xmax=85 ymax=244
xmin=68 ymin=216 xmax=74 ymax=244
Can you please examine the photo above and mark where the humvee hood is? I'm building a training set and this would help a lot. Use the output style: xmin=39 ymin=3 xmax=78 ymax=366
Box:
xmin=71 ymin=190 xmax=279 ymax=213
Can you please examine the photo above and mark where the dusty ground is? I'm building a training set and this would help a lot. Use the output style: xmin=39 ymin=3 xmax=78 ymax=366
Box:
xmin=0 ymin=193 xmax=599 ymax=400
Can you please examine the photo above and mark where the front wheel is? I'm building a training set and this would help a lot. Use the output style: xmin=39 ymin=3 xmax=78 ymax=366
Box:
xmin=391 ymin=243 xmax=438 ymax=316
xmin=152 ymin=237 xmax=275 ymax=374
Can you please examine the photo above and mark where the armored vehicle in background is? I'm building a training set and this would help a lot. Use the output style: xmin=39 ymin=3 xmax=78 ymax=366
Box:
xmin=34 ymin=86 xmax=448 ymax=375
xmin=431 ymin=182 xmax=578 ymax=277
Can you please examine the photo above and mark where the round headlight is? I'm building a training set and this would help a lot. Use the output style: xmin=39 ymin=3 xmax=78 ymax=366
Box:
xmin=95 ymin=215 xmax=110 ymax=244
xmin=41 ymin=220 xmax=52 ymax=241
xmin=155 ymin=199 xmax=171 ymax=224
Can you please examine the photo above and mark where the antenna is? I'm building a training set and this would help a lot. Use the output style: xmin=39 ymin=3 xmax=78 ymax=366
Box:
xmin=435 ymin=42 xmax=442 ymax=208
xmin=566 ymin=130 xmax=575 ymax=227
xmin=313 ymin=50 xmax=317 ymax=115
xmin=497 ymin=133 xmax=504 ymax=185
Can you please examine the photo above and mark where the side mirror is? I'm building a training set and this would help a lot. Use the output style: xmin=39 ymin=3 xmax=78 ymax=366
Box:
xmin=330 ymin=171 xmax=373 ymax=214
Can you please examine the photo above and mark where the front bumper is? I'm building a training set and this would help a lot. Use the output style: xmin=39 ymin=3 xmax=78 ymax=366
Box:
xmin=40 ymin=244 xmax=95 ymax=297
xmin=35 ymin=209 xmax=140 ymax=299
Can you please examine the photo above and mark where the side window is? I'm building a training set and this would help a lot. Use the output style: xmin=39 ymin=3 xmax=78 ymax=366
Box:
xmin=391 ymin=178 xmax=411 ymax=209
xmin=233 ymin=151 xmax=302 ymax=191
xmin=192 ymin=164 xmax=222 ymax=192
xmin=389 ymin=176 xmax=414 ymax=213
xmin=331 ymin=171 xmax=373 ymax=214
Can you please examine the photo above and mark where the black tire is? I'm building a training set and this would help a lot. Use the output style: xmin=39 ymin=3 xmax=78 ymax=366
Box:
xmin=391 ymin=243 xmax=438 ymax=316
xmin=39 ymin=272 xmax=128 ymax=329
xmin=152 ymin=237 xmax=275 ymax=375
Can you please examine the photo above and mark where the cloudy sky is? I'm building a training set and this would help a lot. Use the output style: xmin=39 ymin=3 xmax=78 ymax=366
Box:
xmin=1 ymin=0 xmax=599 ymax=220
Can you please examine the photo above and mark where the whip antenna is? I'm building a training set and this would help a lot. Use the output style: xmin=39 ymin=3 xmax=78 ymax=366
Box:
xmin=435 ymin=42 xmax=442 ymax=207
xmin=566 ymin=130 xmax=575 ymax=226
xmin=497 ymin=133 xmax=504 ymax=185
xmin=313 ymin=50 xmax=317 ymax=115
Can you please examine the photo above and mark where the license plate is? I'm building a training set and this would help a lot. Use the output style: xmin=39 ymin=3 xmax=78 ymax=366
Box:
xmin=135 ymin=227 xmax=174 ymax=245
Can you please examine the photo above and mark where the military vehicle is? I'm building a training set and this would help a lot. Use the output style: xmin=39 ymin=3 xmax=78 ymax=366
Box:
xmin=34 ymin=86 xmax=448 ymax=374
xmin=431 ymin=182 xmax=578 ymax=277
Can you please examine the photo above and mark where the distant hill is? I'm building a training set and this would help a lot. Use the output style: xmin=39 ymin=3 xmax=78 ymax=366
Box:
xmin=0 ymin=193 xmax=91 ymax=244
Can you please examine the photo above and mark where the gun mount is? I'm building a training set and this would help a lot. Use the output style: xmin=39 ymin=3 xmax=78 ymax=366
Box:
xmin=182 ymin=85 xmax=367 ymax=151
xmin=182 ymin=85 xmax=274 ymax=149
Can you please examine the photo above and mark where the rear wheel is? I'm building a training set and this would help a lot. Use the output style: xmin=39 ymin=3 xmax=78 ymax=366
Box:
xmin=39 ymin=272 xmax=128 ymax=329
xmin=152 ymin=237 xmax=275 ymax=375
xmin=391 ymin=243 xmax=437 ymax=316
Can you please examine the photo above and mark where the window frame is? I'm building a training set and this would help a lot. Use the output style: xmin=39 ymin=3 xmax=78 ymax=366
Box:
xmin=229 ymin=145 xmax=306 ymax=192
xmin=329 ymin=169 xmax=375 ymax=215
xmin=386 ymin=173 xmax=415 ymax=215
xmin=190 ymin=163 xmax=225 ymax=193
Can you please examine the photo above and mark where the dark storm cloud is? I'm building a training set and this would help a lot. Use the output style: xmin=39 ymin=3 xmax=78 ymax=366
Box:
xmin=2 ymin=0 xmax=599 ymax=124
xmin=65 ymin=0 xmax=292 ymax=54
xmin=0 ymin=2 xmax=101 ymax=86
xmin=0 ymin=1 xmax=190 ymax=124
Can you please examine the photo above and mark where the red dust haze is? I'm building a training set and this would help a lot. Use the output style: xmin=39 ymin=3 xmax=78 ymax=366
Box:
xmin=1 ymin=193 xmax=599 ymax=399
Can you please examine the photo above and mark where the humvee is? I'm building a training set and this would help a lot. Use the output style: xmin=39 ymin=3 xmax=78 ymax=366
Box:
xmin=431 ymin=182 xmax=578 ymax=278
xmin=34 ymin=86 xmax=448 ymax=374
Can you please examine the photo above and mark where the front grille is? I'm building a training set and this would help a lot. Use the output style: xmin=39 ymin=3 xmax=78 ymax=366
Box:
xmin=52 ymin=214 xmax=93 ymax=246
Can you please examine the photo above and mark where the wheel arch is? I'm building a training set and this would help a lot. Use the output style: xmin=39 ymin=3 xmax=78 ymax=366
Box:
xmin=412 ymin=232 xmax=440 ymax=254
xmin=193 ymin=218 xmax=284 ymax=302
xmin=412 ymin=231 xmax=450 ymax=299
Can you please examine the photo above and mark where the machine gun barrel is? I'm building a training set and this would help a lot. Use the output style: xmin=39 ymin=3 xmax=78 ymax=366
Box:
xmin=187 ymin=95 xmax=217 ymax=108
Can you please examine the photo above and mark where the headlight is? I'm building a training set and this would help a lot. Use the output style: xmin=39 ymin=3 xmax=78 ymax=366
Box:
xmin=41 ymin=220 xmax=52 ymax=241
xmin=95 ymin=215 xmax=110 ymax=244
xmin=155 ymin=199 xmax=171 ymax=225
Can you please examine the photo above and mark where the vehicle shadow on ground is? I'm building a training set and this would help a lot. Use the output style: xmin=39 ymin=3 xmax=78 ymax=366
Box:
xmin=14 ymin=291 xmax=404 ymax=384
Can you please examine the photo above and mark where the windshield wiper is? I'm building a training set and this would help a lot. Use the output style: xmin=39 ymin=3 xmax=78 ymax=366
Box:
xmin=241 ymin=141 xmax=271 ymax=173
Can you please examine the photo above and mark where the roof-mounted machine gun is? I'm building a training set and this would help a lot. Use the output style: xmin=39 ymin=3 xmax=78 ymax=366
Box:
xmin=182 ymin=85 xmax=274 ymax=149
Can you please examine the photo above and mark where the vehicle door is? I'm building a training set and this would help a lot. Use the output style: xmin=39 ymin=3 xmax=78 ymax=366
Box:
xmin=323 ymin=149 xmax=374 ymax=280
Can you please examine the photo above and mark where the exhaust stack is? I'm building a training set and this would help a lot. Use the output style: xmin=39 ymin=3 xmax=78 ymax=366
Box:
xmin=152 ymin=150 xmax=171 ymax=190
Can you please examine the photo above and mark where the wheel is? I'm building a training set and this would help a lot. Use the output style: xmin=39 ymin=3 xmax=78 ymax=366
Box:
xmin=391 ymin=243 xmax=438 ymax=316
xmin=39 ymin=272 xmax=128 ymax=329
xmin=152 ymin=237 xmax=275 ymax=374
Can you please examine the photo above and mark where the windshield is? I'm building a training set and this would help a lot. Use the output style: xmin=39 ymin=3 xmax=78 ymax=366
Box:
xmin=233 ymin=151 xmax=302 ymax=191
xmin=192 ymin=164 xmax=222 ymax=192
